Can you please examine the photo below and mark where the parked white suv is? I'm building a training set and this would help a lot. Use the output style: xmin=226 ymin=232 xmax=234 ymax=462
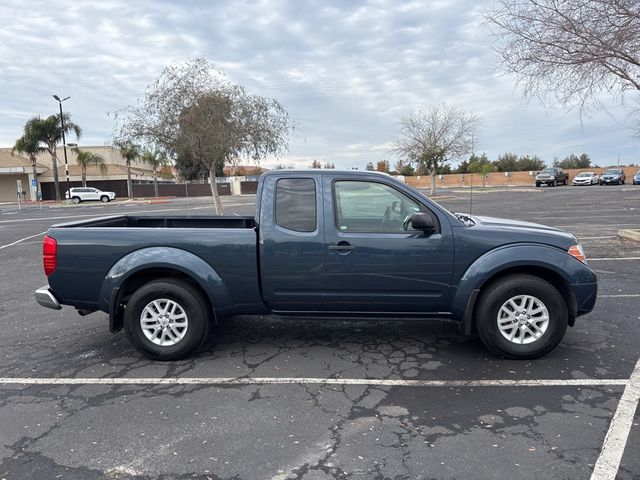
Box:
xmin=65 ymin=187 xmax=116 ymax=204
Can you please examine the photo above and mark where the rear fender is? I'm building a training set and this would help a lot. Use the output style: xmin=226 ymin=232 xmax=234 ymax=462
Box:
xmin=99 ymin=247 xmax=233 ymax=323
xmin=453 ymin=244 xmax=595 ymax=333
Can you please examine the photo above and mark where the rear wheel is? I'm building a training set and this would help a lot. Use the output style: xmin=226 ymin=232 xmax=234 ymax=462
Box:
xmin=475 ymin=274 xmax=568 ymax=359
xmin=72 ymin=196 xmax=81 ymax=204
xmin=124 ymin=279 xmax=210 ymax=360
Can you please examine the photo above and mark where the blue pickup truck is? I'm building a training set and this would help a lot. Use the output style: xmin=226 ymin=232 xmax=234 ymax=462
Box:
xmin=36 ymin=170 xmax=597 ymax=360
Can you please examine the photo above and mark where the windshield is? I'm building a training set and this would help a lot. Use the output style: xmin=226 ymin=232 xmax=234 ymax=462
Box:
xmin=604 ymin=169 xmax=620 ymax=174
xmin=540 ymin=168 xmax=554 ymax=173
xmin=576 ymin=173 xmax=592 ymax=177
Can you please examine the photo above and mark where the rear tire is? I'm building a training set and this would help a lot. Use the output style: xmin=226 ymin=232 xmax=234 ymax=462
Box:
xmin=72 ymin=196 xmax=81 ymax=204
xmin=124 ymin=279 xmax=210 ymax=360
xmin=475 ymin=274 xmax=568 ymax=359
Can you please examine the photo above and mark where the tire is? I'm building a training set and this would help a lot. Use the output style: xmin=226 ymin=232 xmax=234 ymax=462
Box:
xmin=535 ymin=182 xmax=540 ymax=188
xmin=552 ymin=180 xmax=556 ymax=187
xmin=124 ymin=279 xmax=210 ymax=360
xmin=72 ymin=196 xmax=81 ymax=204
xmin=100 ymin=195 xmax=110 ymax=203
xmin=475 ymin=274 xmax=568 ymax=359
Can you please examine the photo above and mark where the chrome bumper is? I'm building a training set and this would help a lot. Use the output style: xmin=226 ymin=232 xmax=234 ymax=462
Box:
xmin=35 ymin=286 xmax=62 ymax=310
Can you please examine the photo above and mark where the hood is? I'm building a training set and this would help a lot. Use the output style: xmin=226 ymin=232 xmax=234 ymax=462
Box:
xmin=468 ymin=215 xmax=576 ymax=249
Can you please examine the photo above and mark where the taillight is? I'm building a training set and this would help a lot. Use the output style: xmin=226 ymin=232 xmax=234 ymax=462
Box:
xmin=568 ymin=244 xmax=586 ymax=264
xmin=43 ymin=235 xmax=57 ymax=276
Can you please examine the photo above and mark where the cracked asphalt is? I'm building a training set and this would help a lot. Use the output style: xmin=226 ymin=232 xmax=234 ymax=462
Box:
xmin=0 ymin=184 xmax=639 ymax=479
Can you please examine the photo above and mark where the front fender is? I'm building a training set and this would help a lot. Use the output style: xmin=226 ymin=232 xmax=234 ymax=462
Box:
xmin=98 ymin=247 xmax=233 ymax=318
xmin=452 ymin=243 xmax=597 ymax=330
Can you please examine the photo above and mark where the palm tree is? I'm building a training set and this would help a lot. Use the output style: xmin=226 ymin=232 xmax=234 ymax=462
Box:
xmin=115 ymin=140 xmax=140 ymax=198
xmin=25 ymin=113 xmax=81 ymax=200
xmin=141 ymin=148 xmax=168 ymax=197
xmin=12 ymin=121 xmax=46 ymax=200
xmin=72 ymin=147 xmax=107 ymax=187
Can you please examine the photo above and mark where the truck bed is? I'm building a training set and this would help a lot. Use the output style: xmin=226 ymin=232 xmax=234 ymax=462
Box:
xmin=52 ymin=215 xmax=256 ymax=229
xmin=45 ymin=215 xmax=263 ymax=315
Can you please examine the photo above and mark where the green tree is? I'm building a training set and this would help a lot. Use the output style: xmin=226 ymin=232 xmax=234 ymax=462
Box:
xmin=12 ymin=122 xmax=46 ymax=198
xmin=141 ymin=148 xmax=169 ymax=197
xmin=22 ymin=113 xmax=81 ymax=200
xmin=71 ymin=147 xmax=107 ymax=187
xmin=470 ymin=160 xmax=495 ymax=187
xmin=114 ymin=140 xmax=140 ymax=198
xmin=394 ymin=159 xmax=415 ymax=176
xmin=516 ymin=154 xmax=545 ymax=172
xmin=493 ymin=152 xmax=518 ymax=172
xmin=310 ymin=160 xmax=322 ymax=168
xmin=395 ymin=104 xmax=480 ymax=195
xmin=365 ymin=162 xmax=375 ymax=171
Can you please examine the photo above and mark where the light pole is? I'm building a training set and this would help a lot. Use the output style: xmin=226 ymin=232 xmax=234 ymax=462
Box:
xmin=53 ymin=95 xmax=70 ymax=200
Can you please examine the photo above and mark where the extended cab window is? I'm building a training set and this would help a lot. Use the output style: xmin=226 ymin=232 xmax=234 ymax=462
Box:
xmin=334 ymin=180 xmax=421 ymax=233
xmin=275 ymin=178 xmax=316 ymax=232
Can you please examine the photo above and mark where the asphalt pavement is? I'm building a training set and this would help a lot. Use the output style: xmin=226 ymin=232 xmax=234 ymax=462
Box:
xmin=0 ymin=184 xmax=639 ymax=480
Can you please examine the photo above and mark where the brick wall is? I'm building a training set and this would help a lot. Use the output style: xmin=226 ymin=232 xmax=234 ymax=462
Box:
xmin=403 ymin=166 xmax=639 ymax=188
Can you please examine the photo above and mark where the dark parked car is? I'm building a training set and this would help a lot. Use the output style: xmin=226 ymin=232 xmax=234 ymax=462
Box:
xmin=600 ymin=169 xmax=626 ymax=185
xmin=535 ymin=167 xmax=569 ymax=187
xmin=632 ymin=170 xmax=640 ymax=185
xmin=36 ymin=170 xmax=597 ymax=361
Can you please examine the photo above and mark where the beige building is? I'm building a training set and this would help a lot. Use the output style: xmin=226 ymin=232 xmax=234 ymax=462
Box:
xmin=0 ymin=146 xmax=156 ymax=202
xmin=0 ymin=149 xmax=48 ymax=202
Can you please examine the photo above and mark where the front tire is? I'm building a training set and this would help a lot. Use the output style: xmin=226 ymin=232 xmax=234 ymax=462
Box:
xmin=475 ymin=274 xmax=568 ymax=359
xmin=101 ymin=195 xmax=110 ymax=203
xmin=124 ymin=279 xmax=210 ymax=360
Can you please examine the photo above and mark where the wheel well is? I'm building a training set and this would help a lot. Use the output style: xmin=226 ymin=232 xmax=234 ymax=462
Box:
xmin=471 ymin=266 xmax=577 ymax=331
xmin=111 ymin=268 xmax=216 ymax=331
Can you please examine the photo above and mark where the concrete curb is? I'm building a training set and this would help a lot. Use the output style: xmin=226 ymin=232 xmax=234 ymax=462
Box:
xmin=618 ymin=229 xmax=640 ymax=242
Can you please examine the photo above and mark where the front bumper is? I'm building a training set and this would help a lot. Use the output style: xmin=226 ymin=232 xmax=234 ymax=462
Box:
xmin=601 ymin=178 xmax=620 ymax=184
xmin=35 ymin=286 xmax=62 ymax=310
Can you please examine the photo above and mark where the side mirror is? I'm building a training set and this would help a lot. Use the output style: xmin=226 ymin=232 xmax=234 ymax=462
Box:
xmin=410 ymin=212 xmax=435 ymax=232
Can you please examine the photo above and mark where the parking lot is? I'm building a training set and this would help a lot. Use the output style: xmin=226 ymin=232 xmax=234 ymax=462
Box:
xmin=0 ymin=184 xmax=639 ymax=480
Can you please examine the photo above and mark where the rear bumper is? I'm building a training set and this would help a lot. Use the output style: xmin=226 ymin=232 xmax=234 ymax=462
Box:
xmin=35 ymin=286 xmax=62 ymax=310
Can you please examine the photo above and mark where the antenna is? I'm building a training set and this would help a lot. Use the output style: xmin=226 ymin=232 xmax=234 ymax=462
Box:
xmin=469 ymin=132 xmax=475 ymax=216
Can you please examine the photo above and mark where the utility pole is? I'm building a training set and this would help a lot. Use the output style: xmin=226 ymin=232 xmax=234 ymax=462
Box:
xmin=53 ymin=95 xmax=71 ymax=200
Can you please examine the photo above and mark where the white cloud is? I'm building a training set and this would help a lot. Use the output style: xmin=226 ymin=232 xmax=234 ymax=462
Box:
xmin=0 ymin=0 xmax=637 ymax=169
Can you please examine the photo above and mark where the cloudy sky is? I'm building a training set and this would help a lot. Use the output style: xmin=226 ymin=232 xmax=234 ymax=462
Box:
xmin=0 ymin=0 xmax=637 ymax=169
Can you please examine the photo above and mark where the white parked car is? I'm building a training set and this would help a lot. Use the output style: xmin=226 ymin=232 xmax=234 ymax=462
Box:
xmin=572 ymin=172 xmax=599 ymax=186
xmin=65 ymin=187 xmax=116 ymax=203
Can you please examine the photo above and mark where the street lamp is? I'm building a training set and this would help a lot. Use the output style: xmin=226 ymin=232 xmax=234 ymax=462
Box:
xmin=53 ymin=95 xmax=71 ymax=200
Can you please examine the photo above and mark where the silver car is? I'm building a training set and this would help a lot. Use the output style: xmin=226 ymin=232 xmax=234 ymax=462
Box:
xmin=572 ymin=172 xmax=599 ymax=186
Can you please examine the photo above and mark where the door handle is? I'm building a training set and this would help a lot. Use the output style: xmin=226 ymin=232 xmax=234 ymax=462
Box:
xmin=329 ymin=242 xmax=355 ymax=252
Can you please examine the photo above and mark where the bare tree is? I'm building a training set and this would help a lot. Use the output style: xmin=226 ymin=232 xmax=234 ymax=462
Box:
xmin=485 ymin=0 xmax=640 ymax=126
xmin=395 ymin=105 xmax=480 ymax=195
xmin=114 ymin=58 xmax=292 ymax=214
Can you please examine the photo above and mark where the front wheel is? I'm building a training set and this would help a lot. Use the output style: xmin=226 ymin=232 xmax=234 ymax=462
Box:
xmin=124 ymin=279 xmax=210 ymax=360
xmin=100 ymin=195 xmax=110 ymax=203
xmin=475 ymin=274 xmax=568 ymax=359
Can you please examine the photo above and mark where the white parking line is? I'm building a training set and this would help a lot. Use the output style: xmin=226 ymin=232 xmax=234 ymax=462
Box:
xmin=590 ymin=257 xmax=640 ymax=261
xmin=590 ymin=359 xmax=640 ymax=480
xmin=0 ymin=376 xmax=629 ymax=387
xmin=599 ymin=294 xmax=640 ymax=298
xmin=0 ymin=231 xmax=47 ymax=250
